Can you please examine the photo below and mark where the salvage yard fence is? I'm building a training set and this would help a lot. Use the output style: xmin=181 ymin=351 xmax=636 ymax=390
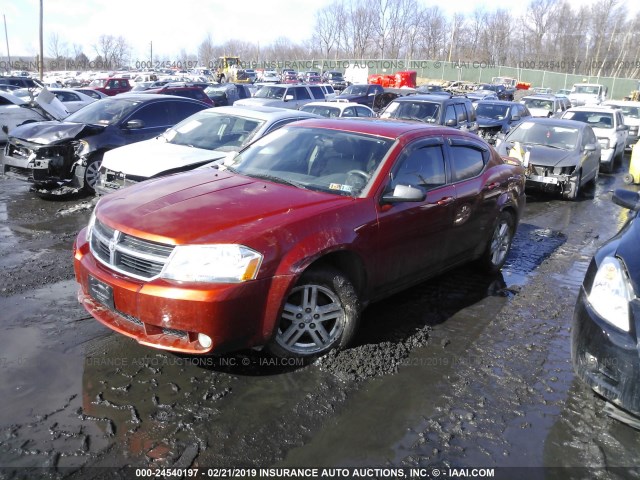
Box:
xmin=259 ymin=59 xmax=640 ymax=100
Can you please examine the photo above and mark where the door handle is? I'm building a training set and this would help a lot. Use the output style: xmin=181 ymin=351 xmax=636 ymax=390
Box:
xmin=435 ymin=196 xmax=455 ymax=206
xmin=484 ymin=182 xmax=501 ymax=191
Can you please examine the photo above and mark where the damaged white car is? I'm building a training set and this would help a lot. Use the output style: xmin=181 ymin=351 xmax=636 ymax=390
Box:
xmin=96 ymin=105 xmax=319 ymax=195
xmin=0 ymin=89 xmax=69 ymax=144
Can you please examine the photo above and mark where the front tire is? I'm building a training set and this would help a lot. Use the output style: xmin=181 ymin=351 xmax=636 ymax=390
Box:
xmin=564 ymin=171 xmax=581 ymax=200
xmin=82 ymin=156 xmax=103 ymax=194
xmin=478 ymin=211 xmax=515 ymax=274
xmin=267 ymin=267 xmax=360 ymax=358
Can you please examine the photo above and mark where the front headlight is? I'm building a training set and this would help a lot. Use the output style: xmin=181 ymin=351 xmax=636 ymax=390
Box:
xmin=74 ymin=139 xmax=90 ymax=156
xmin=85 ymin=204 xmax=98 ymax=242
xmin=587 ymin=256 xmax=634 ymax=332
xmin=597 ymin=137 xmax=610 ymax=150
xmin=162 ymin=244 xmax=263 ymax=283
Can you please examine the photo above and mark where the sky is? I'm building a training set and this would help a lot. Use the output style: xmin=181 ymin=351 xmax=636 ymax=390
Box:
xmin=1 ymin=0 xmax=639 ymax=63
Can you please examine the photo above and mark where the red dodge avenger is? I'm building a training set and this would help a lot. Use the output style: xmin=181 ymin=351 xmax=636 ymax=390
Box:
xmin=74 ymin=118 xmax=525 ymax=358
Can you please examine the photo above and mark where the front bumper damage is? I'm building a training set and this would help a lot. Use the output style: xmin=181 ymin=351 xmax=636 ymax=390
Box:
xmin=525 ymin=163 xmax=577 ymax=194
xmin=95 ymin=167 xmax=143 ymax=195
xmin=2 ymin=139 xmax=89 ymax=195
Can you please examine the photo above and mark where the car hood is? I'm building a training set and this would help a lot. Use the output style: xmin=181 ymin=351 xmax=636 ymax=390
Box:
xmin=101 ymin=138 xmax=227 ymax=178
xmin=9 ymin=121 xmax=105 ymax=145
xmin=524 ymin=145 xmax=577 ymax=167
xmin=97 ymin=169 xmax=353 ymax=245
xmin=34 ymin=88 xmax=69 ymax=120
xmin=477 ymin=118 xmax=506 ymax=128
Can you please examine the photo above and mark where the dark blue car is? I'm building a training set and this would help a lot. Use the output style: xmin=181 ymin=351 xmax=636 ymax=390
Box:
xmin=476 ymin=100 xmax=532 ymax=144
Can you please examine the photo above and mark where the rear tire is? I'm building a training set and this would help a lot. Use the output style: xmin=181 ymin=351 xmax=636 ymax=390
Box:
xmin=623 ymin=173 xmax=634 ymax=185
xmin=477 ymin=211 xmax=515 ymax=274
xmin=267 ymin=267 xmax=360 ymax=359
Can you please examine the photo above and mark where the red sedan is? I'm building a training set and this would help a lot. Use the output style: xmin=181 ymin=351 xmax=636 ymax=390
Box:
xmin=74 ymin=119 xmax=525 ymax=358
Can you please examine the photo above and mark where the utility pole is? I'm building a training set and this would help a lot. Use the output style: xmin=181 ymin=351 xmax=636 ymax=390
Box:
xmin=39 ymin=0 xmax=44 ymax=79
xmin=150 ymin=40 xmax=153 ymax=68
xmin=3 ymin=14 xmax=10 ymax=73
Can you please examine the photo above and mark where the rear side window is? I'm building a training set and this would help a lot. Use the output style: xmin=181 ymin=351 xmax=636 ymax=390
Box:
xmin=308 ymin=86 xmax=325 ymax=99
xmin=450 ymin=145 xmax=485 ymax=181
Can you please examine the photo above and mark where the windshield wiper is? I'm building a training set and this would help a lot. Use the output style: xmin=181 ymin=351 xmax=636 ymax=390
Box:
xmin=244 ymin=172 xmax=308 ymax=189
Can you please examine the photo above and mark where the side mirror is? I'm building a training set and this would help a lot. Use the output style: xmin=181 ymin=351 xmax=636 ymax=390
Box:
xmin=511 ymin=115 xmax=520 ymax=121
xmin=445 ymin=119 xmax=457 ymax=127
xmin=284 ymin=94 xmax=294 ymax=101
xmin=612 ymin=189 xmax=640 ymax=211
xmin=584 ymin=144 xmax=597 ymax=152
xmin=124 ymin=119 xmax=145 ymax=129
xmin=381 ymin=184 xmax=425 ymax=204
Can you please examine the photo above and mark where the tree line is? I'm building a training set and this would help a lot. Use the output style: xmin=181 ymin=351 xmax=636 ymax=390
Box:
xmin=39 ymin=0 xmax=640 ymax=79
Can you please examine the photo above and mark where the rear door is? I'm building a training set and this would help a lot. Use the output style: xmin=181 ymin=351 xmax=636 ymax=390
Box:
xmin=442 ymin=137 xmax=497 ymax=264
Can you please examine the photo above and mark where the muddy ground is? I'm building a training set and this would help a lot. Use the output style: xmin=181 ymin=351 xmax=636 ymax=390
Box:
xmin=0 ymin=152 xmax=639 ymax=479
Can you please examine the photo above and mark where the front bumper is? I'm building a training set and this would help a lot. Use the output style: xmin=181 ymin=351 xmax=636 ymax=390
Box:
xmin=74 ymin=230 xmax=290 ymax=354
xmin=524 ymin=164 xmax=574 ymax=193
xmin=572 ymin=287 xmax=640 ymax=420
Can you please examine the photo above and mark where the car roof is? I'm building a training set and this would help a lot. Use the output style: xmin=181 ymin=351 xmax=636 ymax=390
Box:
xmin=476 ymin=100 xmax=521 ymax=106
xmin=110 ymin=93 xmax=206 ymax=102
xmin=522 ymin=94 xmax=558 ymax=99
xmin=391 ymin=94 xmax=467 ymax=104
xmin=212 ymin=105 xmax=319 ymax=120
xmin=284 ymin=117 xmax=468 ymax=139
xmin=517 ymin=117 xmax=588 ymax=129
xmin=566 ymin=106 xmax=616 ymax=113
xmin=303 ymin=102 xmax=368 ymax=109
xmin=604 ymin=100 xmax=640 ymax=107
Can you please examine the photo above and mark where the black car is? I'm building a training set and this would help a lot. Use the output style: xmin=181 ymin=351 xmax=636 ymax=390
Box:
xmin=572 ymin=188 xmax=640 ymax=429
xmin=332 ymin=84 xmax=394 ymax=110
xmin=1 ymin=94 xmax=210 ymax=196
xmin=204 ymin=83 xmax=252 ymax=106
xmin=322 ymin=70 xmax=348 ymax=91
xmin=475 ymin=100 xmax=532 ymax=144
xmin=379 ymin=94 xmax=478 ymax=133
xmin=478 ymin=83 xmax=515 ymax=101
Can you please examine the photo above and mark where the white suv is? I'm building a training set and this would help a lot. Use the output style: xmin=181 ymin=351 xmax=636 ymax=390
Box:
xmin=560 ymin=106 xmax=629 ymax=172
xmin=603 ymin=100 xmax=640 ymax=151
xmin=234 ymin=84 xmax=326 ymax=110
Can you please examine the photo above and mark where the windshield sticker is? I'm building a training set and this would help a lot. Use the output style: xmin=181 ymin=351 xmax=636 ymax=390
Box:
xmin=176 ymin=120 xmax=201 ymax=134
xmin=329 ymin=183 xmax=353 ymax=192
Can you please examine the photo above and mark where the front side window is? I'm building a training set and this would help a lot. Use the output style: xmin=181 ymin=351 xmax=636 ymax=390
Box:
xmin=390 ymin=144 xmax=446 ymax=191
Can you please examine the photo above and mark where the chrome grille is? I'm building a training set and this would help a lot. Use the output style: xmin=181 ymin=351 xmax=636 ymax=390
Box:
xmin=90 ymin=219 xmax=174 ymax=280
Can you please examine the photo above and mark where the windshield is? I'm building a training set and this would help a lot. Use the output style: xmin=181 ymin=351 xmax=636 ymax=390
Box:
xmin=301 ymin=105 xmax=342 ymax=117
xmin=226 ymin=127 xmax=394 ymax=197
xmin=562 ymin=111 xmax=614 ymax=129
xmin=255 ymin=86 xmax=286 ymax=99
xmin=609 ymin=105 xmax=639 ymax=119
xmin=507 ymin=122 xmax=579 ymax=150
xmin=523 ymin=98 xmax=553 ymax=111
xmin=379 ymin=100 xmax=440 ymax=122
xmin=475 ymin=103 xmax=510 ymax=119
xmin=342 ymin=85 xmax=369 ymax=95
xmin=573 ymin=85 xmax=601 ymax=95
xmin=64 ymin=97 xmax=141 ymax=125
xmin=163 ymin=110 xmax=264 ymax=151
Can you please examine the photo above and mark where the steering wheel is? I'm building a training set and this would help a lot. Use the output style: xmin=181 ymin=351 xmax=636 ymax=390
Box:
xmin=346 ymin=170 xmax=370 ymax=181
